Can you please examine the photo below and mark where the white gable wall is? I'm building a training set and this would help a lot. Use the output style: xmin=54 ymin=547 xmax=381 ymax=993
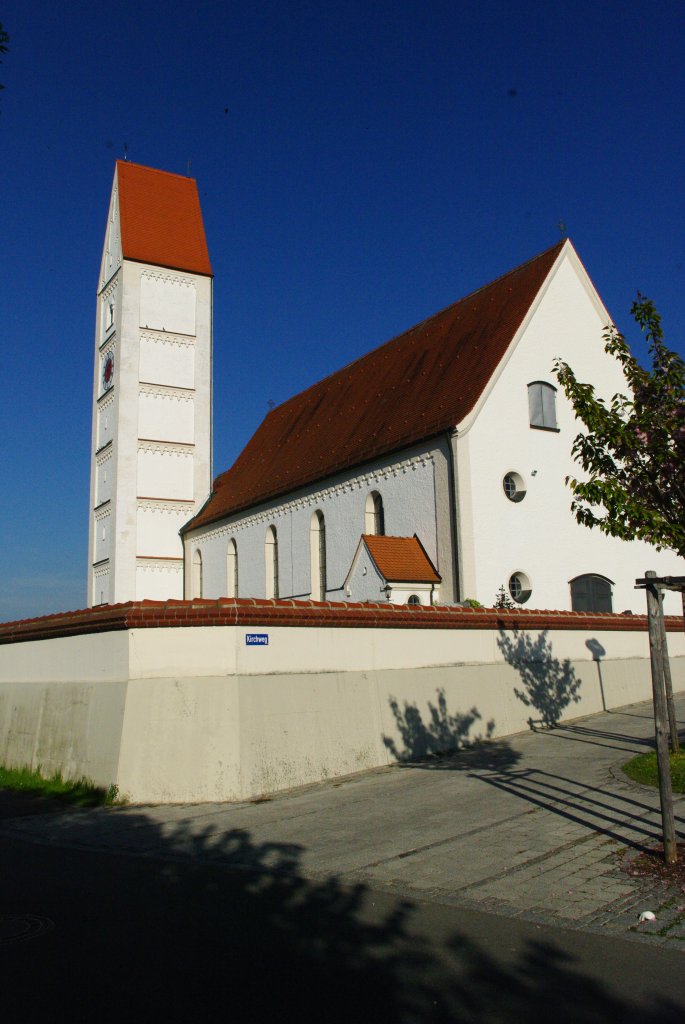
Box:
xmin=458 ymin=249 xmax=684 ymax=613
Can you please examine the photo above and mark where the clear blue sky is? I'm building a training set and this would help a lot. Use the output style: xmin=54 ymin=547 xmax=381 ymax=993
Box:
xmin=1 ymin=1 xmax=683 ymax=620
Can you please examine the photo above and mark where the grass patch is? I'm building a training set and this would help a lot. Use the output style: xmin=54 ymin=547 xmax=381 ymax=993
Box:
xmin=0 ymin=765 xmax=123 ymax=807
xmin=622 ymin=750 xmax=685 ymax=792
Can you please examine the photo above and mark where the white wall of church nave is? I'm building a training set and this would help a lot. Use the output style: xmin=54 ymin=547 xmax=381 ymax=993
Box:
xmin=461 ymin=252 xmax=685 ymax=614
xmin=188 ymin=445 xmax=443 ymax=601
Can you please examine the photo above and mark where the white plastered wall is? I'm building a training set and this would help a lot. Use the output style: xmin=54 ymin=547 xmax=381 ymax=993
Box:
xmin=0 ymin=623 xmax=682 ymax=804
xmin=184 ymin=440 xmax=449 ymax=602
xmin=184 ymin=438 xmax=448 ymax=598
xmin=457 ymin=247 xmax=685 ymax=614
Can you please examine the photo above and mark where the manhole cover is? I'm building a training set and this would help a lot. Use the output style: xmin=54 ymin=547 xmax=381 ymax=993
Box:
xmin=0 ymin=915 xmax=54 ymax=945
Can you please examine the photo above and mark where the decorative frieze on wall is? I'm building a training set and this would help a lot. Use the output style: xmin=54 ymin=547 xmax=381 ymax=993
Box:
xmin=137 ymin=498 xmax=195 ymax=514
xmin=138 ymin=440 xmax=195 ymax=457
xmin=195 ymin=451 xmax=436 ymax=542
xmin=140 ymin=268 xmax=196 ymax=289
xmin=96 ymin=442 xmax=113 ymax=466
xmin=140 ymin=329 xmax=195 ymax=349
xmin=136 ymin=557 xmax=183 ymax=570
xmin=139 ymin=383 xmax=194 ymax=402
xmin=94 ymin=504 xmax=112 ymax=524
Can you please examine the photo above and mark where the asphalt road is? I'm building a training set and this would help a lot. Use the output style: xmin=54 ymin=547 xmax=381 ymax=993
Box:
xmin=2 ymin=831 xmax=684 ymax=1024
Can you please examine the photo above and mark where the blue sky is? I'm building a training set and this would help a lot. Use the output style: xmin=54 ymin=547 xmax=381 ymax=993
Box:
xmin=1 ymin=1 xmax=683 ymax=620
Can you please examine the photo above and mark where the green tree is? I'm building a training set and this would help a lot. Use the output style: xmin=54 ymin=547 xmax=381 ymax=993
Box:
xmin=554 ymin=297 xmax=685 ymax=558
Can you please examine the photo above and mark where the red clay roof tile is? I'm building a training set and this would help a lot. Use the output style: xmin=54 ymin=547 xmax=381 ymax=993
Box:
xmin=117 ymin=161 xmax=212 ymax=276
xmin=363 ymin=535 xmax=441 ymax=583
xmin=184 ymin=241 xmax=565 ymax=531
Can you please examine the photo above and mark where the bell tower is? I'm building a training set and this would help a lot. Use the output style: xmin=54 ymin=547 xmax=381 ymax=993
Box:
xmin=87 ymin=161 xmax=213 ymax=604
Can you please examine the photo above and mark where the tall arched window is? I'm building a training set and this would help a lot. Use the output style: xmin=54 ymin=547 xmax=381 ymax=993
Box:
xmin=364 ymin=491 xmax=385 ymax=535
xmin=528 ymin=381 xmax=558 ymax=430
xmin=226 ymin=539 xmax=238 ymax=598
xmin=570 ymin=574 xmax=613 ymax=613
xmin=192 ymin=549 xmax=203 ymax=599
xmin=265 ymin=526 xmax=279 ymax=599
xmin=310 ymin=511 xmax=327 ymax=601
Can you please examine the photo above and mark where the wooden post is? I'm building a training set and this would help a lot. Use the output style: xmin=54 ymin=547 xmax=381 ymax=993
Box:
xmin=659 ymin=592 xmax=680 ymax=753
xmin=645 ymin=571 xmax=677 ymax=864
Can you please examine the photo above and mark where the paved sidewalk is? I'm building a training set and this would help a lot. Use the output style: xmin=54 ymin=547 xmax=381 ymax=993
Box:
xmin=2 ymin=694 xmax=684 ymax=947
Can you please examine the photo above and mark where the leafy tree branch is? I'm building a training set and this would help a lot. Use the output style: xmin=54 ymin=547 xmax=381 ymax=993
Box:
xmin=554 ymin=297 xmax=685 ymax=558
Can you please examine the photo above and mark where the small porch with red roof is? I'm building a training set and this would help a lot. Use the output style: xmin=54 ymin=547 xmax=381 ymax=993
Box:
xmin=344 ymin=534 xmax=442 ymax=606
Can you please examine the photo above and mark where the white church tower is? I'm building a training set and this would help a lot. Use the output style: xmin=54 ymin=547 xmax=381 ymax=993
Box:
xmin=88 ymin=161 xmax=213 ymax=605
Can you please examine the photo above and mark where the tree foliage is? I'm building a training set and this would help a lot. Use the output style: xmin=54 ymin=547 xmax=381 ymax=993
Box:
xmin=554 ymin=297 xmax=685 ymax=558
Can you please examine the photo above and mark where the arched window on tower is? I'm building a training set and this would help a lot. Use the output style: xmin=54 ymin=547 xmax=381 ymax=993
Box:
xmin=364 ymin=491 xmax=385 ymax=536
xmin=310 ymin=511 xmax=327 ymax=601
xmin=226 ymin=539 xmax=238 ymax=598
xmin=265 ymin=526 xmax=279 ymax=599
xmin=570 ymin=574 xmax=613 ymax=613
xmin=192 ymin=549 xmax=203 ymax=599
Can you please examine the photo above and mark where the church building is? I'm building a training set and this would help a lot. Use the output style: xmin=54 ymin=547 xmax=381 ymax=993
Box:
xmin=90 ymin=162 xmax=683 ymax=615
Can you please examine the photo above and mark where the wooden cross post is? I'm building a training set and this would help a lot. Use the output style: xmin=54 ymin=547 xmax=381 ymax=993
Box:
xmin=659 ymin=592 xmax=680 ymax=753
xmin=645 ymin=571 xmax=677 ymax=864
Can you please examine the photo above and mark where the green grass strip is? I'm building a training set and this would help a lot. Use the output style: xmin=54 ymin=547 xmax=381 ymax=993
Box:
xmin=622 ymin=750 xmax=685 ymax=793
xmin=0 ymin=765 xmax=122 ymax=807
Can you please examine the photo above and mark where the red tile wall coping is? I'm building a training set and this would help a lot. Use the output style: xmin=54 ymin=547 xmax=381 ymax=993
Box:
xmin=0 ymin=598 xmax=678 ymax=646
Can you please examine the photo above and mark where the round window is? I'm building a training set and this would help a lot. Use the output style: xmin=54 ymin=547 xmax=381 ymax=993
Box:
xmin=503 ymin=472 xmax=526 ymax=503
xmin=508 ymin=571 xmax=531 ymax=604
xmin=407 ymin=594 xmax=421 ymax=606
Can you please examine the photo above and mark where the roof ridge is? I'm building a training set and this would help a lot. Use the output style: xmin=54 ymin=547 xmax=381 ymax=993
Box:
xmin=262 ymin=240 xmax=568 ymax=418
xmin=186 ymin=239 xmax=568 ymax=531
xmin=116 ymin=159 xmax=199 ymax=185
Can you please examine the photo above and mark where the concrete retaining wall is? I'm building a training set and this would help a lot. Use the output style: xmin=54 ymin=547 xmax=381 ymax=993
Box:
xmin=0 ymin=600 xmax=682 ymax=803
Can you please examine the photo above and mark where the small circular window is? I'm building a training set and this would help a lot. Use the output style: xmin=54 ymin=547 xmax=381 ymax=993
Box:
xmin=407 ymin=594 xmax=421 ymax=606
xmin=508 ymin=571 xmax=531 ymax=604
xmin=503 ymin=472 xmax=526 ymax=503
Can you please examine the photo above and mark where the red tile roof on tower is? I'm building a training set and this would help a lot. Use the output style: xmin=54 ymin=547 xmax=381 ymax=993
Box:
xmin=116 ymin=161 xmax=212 ymax=276
xmin=363 ymin=535 xmax=441 ymax=583
xmin=184 ymin=240 xmax=566 ymax=533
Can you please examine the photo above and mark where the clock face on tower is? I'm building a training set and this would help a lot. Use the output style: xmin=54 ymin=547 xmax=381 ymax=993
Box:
xmin=102 ymin=352 xmax=114 ymax=391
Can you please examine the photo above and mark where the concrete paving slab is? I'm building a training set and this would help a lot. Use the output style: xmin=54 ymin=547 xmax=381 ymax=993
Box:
xmin=2 ymin=693 xmax=684 ymax=947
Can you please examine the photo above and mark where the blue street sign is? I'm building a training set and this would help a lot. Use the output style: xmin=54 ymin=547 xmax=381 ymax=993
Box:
xmin=245 ymin=633 xmax=269 ymax=646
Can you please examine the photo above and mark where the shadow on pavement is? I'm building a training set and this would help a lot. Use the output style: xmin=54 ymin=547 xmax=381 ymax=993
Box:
xmin=474 ymin=768 xmax=685 ymax=851
xmin=540 ymin=722 xmax=656 ymax=756
xmin=2 ymin=809 xmax=684 ymax=1023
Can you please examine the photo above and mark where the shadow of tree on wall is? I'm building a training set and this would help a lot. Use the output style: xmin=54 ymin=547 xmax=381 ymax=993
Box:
xmin=382 ymin=688 xmax=519 ymax=770
xmin=498 ymin=628 xmax=582 ymax=729
xmin=2 ymin=806 xmax=684 ymax=1023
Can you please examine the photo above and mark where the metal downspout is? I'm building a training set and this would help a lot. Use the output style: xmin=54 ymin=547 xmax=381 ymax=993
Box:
xmin=445 ymin=429 xmax=463 ymax=603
